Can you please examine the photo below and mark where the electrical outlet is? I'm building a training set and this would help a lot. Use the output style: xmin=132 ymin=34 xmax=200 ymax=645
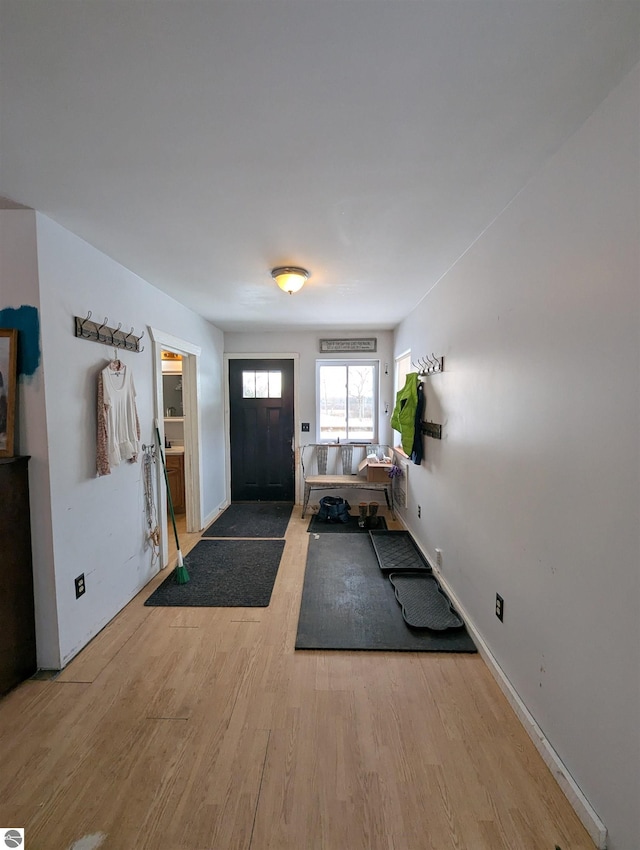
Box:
xmin=435 ymin=548 xmax=442 ymax=569
xmin=75 ymin=574 xmax=86 ymax=599
xmin=417 ymin=505 xmax=422 ymax=518
xmin=301 ymin=422 xmax=310 ymax=432
xmin=495 ymin=593 xmax=504 ymax=622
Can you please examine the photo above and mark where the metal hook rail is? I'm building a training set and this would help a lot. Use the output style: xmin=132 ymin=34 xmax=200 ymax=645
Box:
xmin=74 ymin=311 xmax=145 ymax=352
xmin=411 ymin=353 xmax=444 ymax=376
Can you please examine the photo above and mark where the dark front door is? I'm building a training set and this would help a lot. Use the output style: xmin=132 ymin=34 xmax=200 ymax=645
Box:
xmin=229 ymin=358 xmax=295 ymax=501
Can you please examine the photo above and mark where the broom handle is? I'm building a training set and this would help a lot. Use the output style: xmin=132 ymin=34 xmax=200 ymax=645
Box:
xmin=155 ymin=422 xmax=181 ymax=552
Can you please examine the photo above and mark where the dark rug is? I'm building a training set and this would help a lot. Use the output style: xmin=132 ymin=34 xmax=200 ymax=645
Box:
xmin=306 ymin=514 xmax=388 ymax=533
xmin=295 ymin=534 xmax=476 ymax=652
xmin=144 ymin=539 xmax=285 ymax=607
xmin=202 ymin=502 xmax=293 ymax=538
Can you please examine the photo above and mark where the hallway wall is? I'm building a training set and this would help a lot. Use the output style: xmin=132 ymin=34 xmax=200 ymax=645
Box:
xmin=0 ymin=208 xmax=60 ymax=664
xmin=1 ymin=211 xmax=227 ymax=669
xmin=394 ymin=63 xmax=640 ymax=850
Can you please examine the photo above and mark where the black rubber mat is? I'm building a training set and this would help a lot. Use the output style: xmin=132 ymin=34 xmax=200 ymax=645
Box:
xmin=307 ymin=514 xmax=387 ymax=533
xmin=388 ymin=571 xmax=463 ymax=630
xmin=295 ymin=535 xmax=476 ymax=652
xmin=369 ymin=530 xmax=431 ymax=573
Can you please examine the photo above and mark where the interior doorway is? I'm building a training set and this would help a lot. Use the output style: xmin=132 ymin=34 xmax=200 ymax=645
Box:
xmin=150 ymin=327 xmax=202 ymax=569
xmin=161 ymin=351 xmax=186 ymax=529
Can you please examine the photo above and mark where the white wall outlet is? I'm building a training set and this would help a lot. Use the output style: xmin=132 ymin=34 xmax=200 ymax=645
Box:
xmin=435 ymin=548 xmax=442 ymax=569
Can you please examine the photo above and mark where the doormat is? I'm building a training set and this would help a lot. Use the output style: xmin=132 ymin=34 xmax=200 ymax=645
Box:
xmin=144 ymin=539 xmax=285 ymax=607
xmin=306 ymin=514 xmax=388 ymax=533
xmin=202 ymin=502 xmax=293 ymax=538
xmin=295 ymin=535 xmax=476 ymax=652
xmin=388 ymin=571 xmax=464 ymax=629
xmin=369 ymin=529 xmax=431 ymax=572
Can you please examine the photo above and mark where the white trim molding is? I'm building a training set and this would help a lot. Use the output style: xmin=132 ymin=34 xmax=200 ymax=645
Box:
xmin=149 ymin=326 xmax=203 ymax=564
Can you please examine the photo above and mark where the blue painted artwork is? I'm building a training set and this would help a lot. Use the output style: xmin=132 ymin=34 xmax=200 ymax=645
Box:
xmin=0 ymin=305 xmax=41 ymax=377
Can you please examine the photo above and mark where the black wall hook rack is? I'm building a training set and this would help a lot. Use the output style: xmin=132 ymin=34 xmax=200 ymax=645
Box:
xmin=74 ymin=311 xmax=145 ymax=353
xmin=421 ymin=421 xmax=442 ymax=440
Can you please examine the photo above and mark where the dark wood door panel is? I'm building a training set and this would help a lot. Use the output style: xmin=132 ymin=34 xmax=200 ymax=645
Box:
xmin=229 ymin=359 xmax=294 ymax=501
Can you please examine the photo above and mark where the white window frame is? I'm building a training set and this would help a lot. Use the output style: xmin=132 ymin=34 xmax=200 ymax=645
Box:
xmin=393 ymin=350 xmax=412 ymax=446
xmin=315 ymin=359 xmax=379 ymax=443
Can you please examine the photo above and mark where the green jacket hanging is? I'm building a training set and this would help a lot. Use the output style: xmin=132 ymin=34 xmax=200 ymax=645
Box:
xmin=391 ymin=372 xmax=419 ymax=454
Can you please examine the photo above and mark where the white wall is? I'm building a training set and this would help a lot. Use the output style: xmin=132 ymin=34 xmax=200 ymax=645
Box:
xmin=0 ymin=209 xmax=60 ymax=666
xmin=5 ymin=213 xmax=226 ymax=669
xmin=394 ymin=64 xmax=640 ymax=850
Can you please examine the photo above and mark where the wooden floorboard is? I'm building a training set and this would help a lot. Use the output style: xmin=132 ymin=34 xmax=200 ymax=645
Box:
xmin=0 ymin=506 xmax=594 ymax=850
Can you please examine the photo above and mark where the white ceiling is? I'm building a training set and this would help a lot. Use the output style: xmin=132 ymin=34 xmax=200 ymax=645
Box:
xmin=1 ymin=1 xmax=638 ymax=332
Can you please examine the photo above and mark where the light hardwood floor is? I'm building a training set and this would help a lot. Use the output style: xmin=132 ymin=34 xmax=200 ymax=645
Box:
xmin=0 ymin=507 xmax=594 ymax=849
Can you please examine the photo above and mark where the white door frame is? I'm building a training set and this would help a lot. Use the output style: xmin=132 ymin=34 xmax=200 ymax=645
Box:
xmin=149 ymin=327 xmax=203 ymax=568
xmin=224 ymin=353 xmax=300 ymax=505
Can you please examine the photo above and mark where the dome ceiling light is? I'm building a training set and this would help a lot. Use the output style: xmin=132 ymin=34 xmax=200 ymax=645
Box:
xmin=271 ymin=266 xmax=309 ymax=295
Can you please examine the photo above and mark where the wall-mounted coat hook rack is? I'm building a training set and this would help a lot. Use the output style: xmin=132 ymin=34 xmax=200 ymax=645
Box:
xmin=421 ymin=420 xmax=442 ymax=439
xmin=412 ymin=354 xmax=444 ymax=377
xmin=74 ymin=312 xmax=145 ymax=353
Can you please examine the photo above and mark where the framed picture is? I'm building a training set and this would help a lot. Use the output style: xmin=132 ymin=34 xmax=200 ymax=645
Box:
xmin=319 ymin=337 xmax=377 ymax=353
xmin=0 ymin=328 xmax=18 ymax=458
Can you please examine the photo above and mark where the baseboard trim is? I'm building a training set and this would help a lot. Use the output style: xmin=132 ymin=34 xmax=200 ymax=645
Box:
xmin=202 ymin=501 xmax=229 ymax=531
xmin=457 ymin=602 xmax=607 ymax=849
xmin=397 ymin=517 xmax=608 ymax=849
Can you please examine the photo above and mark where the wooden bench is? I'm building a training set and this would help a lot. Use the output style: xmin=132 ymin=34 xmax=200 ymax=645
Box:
xmin=301 ymin=443 xmax=395 ymax=518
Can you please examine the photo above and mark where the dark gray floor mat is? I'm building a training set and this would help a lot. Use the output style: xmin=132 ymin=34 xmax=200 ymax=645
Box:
xmin=145 ymin=540 xmax=284 ymax=607
xmin=295 ymin=535 xmax=476 ymax=652
xmin=388 ymin=571 xmax=464 ymax=630
xmin=369 ymin=530 xmax=431 ymax=573
xmin=202 ymin=502 xmax=292 ymax=538
xmin=307 ymin=514 xmax=387 ymax=533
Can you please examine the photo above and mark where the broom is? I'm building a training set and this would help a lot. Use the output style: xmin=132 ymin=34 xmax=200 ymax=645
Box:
xmin=155 ymin=419 xmax=189 ymax=584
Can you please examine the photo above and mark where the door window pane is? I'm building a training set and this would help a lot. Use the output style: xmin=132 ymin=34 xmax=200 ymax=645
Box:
xmin=242 ymin=371 xmax=256 ymax=398
xmin=242 ymin=370 xmax=282 ymax=399
xmin=255 ymin=371 xmax=269 ymax=398
xmin=268 ymin=371 xmax=282 ymax=398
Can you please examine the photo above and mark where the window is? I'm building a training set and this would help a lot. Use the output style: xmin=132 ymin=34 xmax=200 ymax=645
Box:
xmin=316 ymin=360 xmax=378 ymax=442
xmin=395 ymin=351 xmax=411 ymax=396
xmin=393 ymin=351 xmax=412 ymax=445
xmin=242 ymin=370 xmax=282 ymax=398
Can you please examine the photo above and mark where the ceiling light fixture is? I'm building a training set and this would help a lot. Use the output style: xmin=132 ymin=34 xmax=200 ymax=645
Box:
xmin=271 ymin=266 xmax=309 ymax=295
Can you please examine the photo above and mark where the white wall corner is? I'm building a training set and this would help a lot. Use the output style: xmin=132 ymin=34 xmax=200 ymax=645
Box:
xmin=202 ymin=501 xmax=229 ymax=531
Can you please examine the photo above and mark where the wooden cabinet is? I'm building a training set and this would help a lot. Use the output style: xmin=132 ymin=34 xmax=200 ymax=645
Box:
xmin=0 ymin=456 xmax=36 ymax=695
xmin=166 ymin=453 xmax=185 ymax=514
